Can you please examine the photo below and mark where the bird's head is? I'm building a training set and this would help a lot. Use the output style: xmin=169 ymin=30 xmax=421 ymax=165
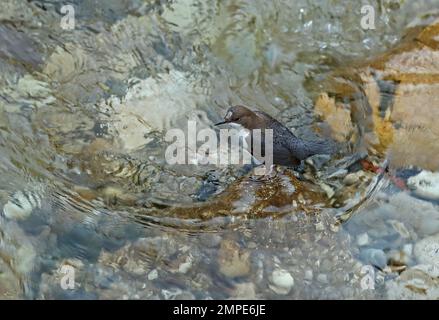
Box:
xmin=215 ymin=105 xmax=256 ymax=129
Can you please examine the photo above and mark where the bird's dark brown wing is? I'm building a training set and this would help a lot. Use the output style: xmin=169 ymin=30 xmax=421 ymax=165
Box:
xmin=253 ymin=109 xmax=334 ymax=164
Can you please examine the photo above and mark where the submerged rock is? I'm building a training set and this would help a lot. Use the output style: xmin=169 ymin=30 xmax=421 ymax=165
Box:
xmin=356 ymin=232 xmax=370 ymax=247
xmin=346 ymin=192 xmax=439 ymax=241
xmin=217 ymin=239 xmax=251 ymax=278
xmin=97 ymin=70 xmax=208 ymax=152
xmin=407 ymin=170 xmax=439 ymax=201
xmin=269 ymin=269 xmax=295 ymax=295
xmin=360 ymin=249 xmax=387 ymax=269
xmin=231 ymin=282 xmax=257 ymax=300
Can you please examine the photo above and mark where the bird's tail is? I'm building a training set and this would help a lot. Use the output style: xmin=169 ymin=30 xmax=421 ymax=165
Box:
xmin=304 ymin=139 xmax=336 ymax=157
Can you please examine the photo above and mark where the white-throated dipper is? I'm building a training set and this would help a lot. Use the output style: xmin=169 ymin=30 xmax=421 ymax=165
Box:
xmin=215 ymin=105 xmax=334 ymax=167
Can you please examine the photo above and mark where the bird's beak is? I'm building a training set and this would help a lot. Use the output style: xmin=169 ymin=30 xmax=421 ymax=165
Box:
xmin=215 ymin=111 xmax=233 ymax=126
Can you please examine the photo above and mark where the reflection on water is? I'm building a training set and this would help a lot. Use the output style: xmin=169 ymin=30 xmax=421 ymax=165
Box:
xmin=1 ymin=0 xmax=439 ymax=299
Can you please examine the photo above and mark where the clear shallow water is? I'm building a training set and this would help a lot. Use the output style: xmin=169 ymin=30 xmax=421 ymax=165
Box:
xmin=1 ymin=0 xmax=439 ymax=299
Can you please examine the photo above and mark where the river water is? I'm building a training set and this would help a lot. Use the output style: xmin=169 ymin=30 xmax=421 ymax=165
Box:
xmin=1 ymin=0 xmax=439 ymax=299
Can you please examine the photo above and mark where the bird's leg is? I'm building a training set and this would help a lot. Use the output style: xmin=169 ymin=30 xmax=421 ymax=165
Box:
xmin=293 ymin=161 xmax=305 ymax=173
xmin=288 ymin=161 xmax=306 ymax=181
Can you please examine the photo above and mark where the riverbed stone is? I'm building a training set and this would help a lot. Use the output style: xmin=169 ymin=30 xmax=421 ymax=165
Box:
xmin=269 ymin=269 xmax=295 ymax=295
xmin=414 ymin=233 xmax=439 ymax=267
xmin=217 ymin=239 xmax=251 ymax=278
xmin=407 ymin=170 xmax=439 ymax=201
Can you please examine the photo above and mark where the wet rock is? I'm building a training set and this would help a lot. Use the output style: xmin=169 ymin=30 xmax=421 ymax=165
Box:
xmin=269 ymin=269 xmax=294 ymax=295
xmin=217 ymin=240 xmax=251 ymax=278
xmin=408 ymin=170 xmax=439 ymax=201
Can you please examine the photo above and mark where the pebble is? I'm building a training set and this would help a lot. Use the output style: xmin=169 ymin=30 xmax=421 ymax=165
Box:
xmin=147 ymin=269 xmax=158 ymax=281
xmin=317 ymin=273 xmax=328 ymax=284
xmin=356 ymin=232 xmax=370 ymax=246
xmin=231 ymin=282 xmax=256 ymax=300
xmin=343 ymin=172 xmax=362 ymax=185
xmin=269 ymin=269 xmax=294 ymax=295
xmin=304 ymin=269 xmax=313 ymax=281
xmin=414 ymin=233 xmax=439 ymax=267
xmin=407 ymin=170 xmax=439 ymax=201
xmin=360 ymin=248 xmax=387 ymax=269
xmin=178 ymin=255 xmax=193 ymax=274
xmin=217 ymin=240 xmax=251 ymax=278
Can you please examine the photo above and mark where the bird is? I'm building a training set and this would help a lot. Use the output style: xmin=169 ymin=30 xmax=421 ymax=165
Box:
xmin=215 ymin=105 xmax=335 ymax=167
